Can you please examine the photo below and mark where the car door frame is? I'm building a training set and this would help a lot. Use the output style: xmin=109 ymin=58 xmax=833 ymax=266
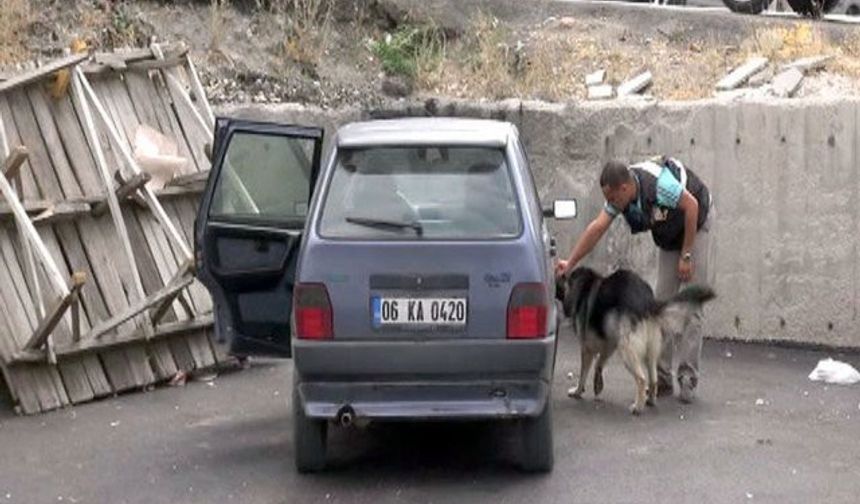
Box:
xmin=195 ymin=118 xmax=325 ymax=358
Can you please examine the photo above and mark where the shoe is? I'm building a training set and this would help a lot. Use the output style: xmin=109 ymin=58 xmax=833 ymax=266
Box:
xmin=678 ymin=375 xmax=696 ymax=404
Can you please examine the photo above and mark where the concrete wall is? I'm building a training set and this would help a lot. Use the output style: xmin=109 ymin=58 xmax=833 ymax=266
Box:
xmin=219 ymin=97 xmax=860 ymax=348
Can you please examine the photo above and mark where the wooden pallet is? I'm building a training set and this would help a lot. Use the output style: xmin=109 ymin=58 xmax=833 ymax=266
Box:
xmin=0 ymin=44 xmax=228 ymax=414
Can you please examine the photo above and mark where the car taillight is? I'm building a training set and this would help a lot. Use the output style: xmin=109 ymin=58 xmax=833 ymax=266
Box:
xmin=507 ymin=282 xmax=547 ymax=339
xmin=294 ymin=283 xmax=333 ymax=340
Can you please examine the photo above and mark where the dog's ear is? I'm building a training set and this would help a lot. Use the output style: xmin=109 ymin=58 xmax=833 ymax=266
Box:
xmin=562 ymin=268 xmax=593 ymax=319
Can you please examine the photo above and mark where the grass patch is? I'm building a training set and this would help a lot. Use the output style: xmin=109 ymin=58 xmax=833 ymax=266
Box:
xmin=369 ymin=23 xmax=446 ymax=78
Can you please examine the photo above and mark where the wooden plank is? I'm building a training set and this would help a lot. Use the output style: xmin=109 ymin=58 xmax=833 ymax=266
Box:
xmin=0 ymin=53 xmax=89 ymax=93
xmin=82 ymin=56 xmax=186 ymax=76
xmin=24 ymin=272 xmax=86 ymax=350
xmin=165 ymin=200 xmax=211 ymax=313
xmin=151 ymin=260 xmax=193 ymax=324
xmin=0 ymin=96 xmax=41 ymax=200
xmin=0 ymin=279 xmax=43 ymax=412
xmin=160 ymin=69 xmax=213 ymax=173
xmin=21 ymin=86 xmax=103 ymax=399
xmin=71 ymin=71 xmax=147 ymax=305
xmin=78 ymin=71 xmax=192 ymax=260
xmin=98 ymin=347 xmax=135 ymax=392
xmin=66 ymin=75 xmax=152 ymax=392
xmin=23 ymin=96 xmax=111 ymax=402
xmin=71 ymin=76 xmax=157 ymax=389
xmin=15 ymin=316 xmax=213 ymax=362
xmin=159 ymin=61 xmax=211 ymax=136
xmin=88 ymin=274 xmax=194 ymax=340
xmin=150 ymin=65 xmax=207 ymax=174
xmin=104 ymin=75 xmax=193 ymax=385
xmin=110 ymin=76 xmax=193 ymax=262
xmin=91 ymin=43 xmax=187 ymax=65
xmin=167 ymin=170 xmax=209 ymax=188
xmin=2 ymin=145 xmax=27 ymax=180
xmin=90 ymin=172 xmax=150 ymax=217
xmin=0 ymin=109 xmax=70 ymax=412
xmin=56 ymin=359 xmax=94 ymax=403
xmin=144 ymin=199 xmax=215 ymax=368
xmin=5 ymin=89 xmax=76 ymax=296
xmin=29 ymin=202 xmax=92 ymax=224
xmin=184 ymin=54 xmax=216 ymax=127
xmin=54 ymin=94 xmax=138 ymax=336
xmin=0 ymin=114 xmax=43 ymax=325
xmin=122 ymin=205 xmax=180 ymax=380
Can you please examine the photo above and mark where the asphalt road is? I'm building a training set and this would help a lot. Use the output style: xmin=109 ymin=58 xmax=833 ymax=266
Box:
xmin=1 ymin=325 xmax=858 ymax=504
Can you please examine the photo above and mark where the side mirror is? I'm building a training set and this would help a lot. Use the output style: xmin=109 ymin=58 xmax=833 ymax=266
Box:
xmin=543 ymin=199 xmax=577 ymax=219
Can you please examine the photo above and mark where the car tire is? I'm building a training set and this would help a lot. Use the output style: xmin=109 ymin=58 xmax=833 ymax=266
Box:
xmin=721 ymin=0 xmax=770 ymax=13
xmin=293 ymin=378 xmax=327 ymax=473
xmin=520 ymin=398 xmax=554 ymax=473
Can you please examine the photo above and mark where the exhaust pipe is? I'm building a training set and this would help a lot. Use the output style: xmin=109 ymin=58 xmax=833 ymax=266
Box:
xmin=337 ymin=406 xmax=355 ymax=428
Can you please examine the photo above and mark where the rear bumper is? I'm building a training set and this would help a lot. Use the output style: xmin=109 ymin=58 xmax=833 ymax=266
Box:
xmin=293 ymin=337 xmax=555 ymax=420
xmin=297 ymin=380 xmax=549 ymax=420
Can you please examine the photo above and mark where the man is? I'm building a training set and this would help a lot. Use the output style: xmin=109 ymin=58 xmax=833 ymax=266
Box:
xmin=555 ymin=157 xmax=713 ymax=403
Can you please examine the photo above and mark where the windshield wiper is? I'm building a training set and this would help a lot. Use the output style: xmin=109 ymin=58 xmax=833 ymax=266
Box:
xmin=345 ymin=216 xmax=423 ymax=236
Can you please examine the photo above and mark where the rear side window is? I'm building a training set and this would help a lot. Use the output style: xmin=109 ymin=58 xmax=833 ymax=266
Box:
xmin=318 ymin=146 xmax=522 ymax=239
xmin=209 ymin=132 xmax=315 ymax=224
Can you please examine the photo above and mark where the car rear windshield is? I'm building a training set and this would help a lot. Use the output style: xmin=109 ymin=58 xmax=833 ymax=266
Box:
xmin=318 ymin=146 xmax=522 ymax=240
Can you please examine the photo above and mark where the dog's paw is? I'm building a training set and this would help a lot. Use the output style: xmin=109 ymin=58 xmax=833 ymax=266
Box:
xmin=646 ymin=396 xmax=656 ymax=407
xmin=629 ymin=403 xmax=643 ymax=415
xmin=567 ymin=386 xmax=584 ymax=399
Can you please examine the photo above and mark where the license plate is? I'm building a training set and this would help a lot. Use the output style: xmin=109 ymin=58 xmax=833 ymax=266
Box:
xmin=372 ymin=297 xmax=467 ymax=327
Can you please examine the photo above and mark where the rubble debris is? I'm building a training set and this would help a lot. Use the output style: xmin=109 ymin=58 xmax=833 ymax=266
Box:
xmin=585 ymin=69 xmax=606 ymax=87
xmin=716 ymin=57 xmax=769 ymax=91
xmin=781 ymin=55 xmax=833 ymax=74
xmin=587 ymin=84 xmax=614 ymax=100
xmin=771 ymin=68 xmax=804 ymax=98
xmin=617 ymin=71 xmax=653 ymax=97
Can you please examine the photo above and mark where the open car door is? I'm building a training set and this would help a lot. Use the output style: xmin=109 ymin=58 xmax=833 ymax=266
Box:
xmin=195 ymin=118 xmax=324 ymax=358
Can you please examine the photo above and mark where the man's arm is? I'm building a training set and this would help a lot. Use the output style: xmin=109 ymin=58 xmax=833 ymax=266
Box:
xmin=677 ymin=189 xmax=699 ymax=281
xmin=556 ymin=209 xmax=614 ymax=276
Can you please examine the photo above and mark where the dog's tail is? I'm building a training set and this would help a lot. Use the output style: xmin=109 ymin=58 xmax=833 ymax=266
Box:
xmin=655 ymin=285 xmax=716 ymax=336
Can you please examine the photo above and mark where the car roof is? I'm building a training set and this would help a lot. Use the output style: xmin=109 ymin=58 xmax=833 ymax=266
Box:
xmin=336 ymin=118 xmax=515 ymax=148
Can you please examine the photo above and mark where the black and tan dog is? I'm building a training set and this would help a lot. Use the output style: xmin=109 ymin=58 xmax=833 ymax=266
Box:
xmin=557 ymin=267 xmax=715 ymax=415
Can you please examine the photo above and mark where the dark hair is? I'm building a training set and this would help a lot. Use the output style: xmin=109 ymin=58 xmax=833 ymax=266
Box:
xmin=599 ymin=160 xmax=631 ymax=189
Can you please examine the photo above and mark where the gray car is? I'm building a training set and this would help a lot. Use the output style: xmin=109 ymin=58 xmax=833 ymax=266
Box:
xmin=195 ymin=117 xmax=577 ymax=473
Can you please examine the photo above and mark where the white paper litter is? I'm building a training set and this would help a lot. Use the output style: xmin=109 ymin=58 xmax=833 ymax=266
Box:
xmin=133 ymin=125 xmax=187 ymax=190
xmin=808 ymin=358 xmax=860 ymax=385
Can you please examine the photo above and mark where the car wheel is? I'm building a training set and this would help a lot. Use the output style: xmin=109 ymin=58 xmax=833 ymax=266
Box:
xmin=520 ymin=398 xmax=554 ymax=473
xmin=293 ymin=378 xmax=327 ymax=473
xmin=721 ymin=0 xmax=770 ymax=13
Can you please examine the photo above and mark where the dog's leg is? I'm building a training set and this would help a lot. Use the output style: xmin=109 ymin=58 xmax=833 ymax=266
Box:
xmin=569 ymin=344 xmax=595 ymax=399
xmin=619 ymin=342 xmax=648 ymax=415
xmin=593 ymin=342 xmax=613 ymax=397
xmin=646 ymin=325 xmax=661 ymax=407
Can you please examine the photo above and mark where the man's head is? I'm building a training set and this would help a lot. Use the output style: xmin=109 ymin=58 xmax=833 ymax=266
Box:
xmin=600 ymin=160 xmax=636 ymax=211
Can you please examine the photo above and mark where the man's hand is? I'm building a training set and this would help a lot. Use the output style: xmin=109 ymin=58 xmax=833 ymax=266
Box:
xmin=555 ymin=259 xmax=569 ymax=278
xmin=678 ymin=257 xmax=693 ymax=283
